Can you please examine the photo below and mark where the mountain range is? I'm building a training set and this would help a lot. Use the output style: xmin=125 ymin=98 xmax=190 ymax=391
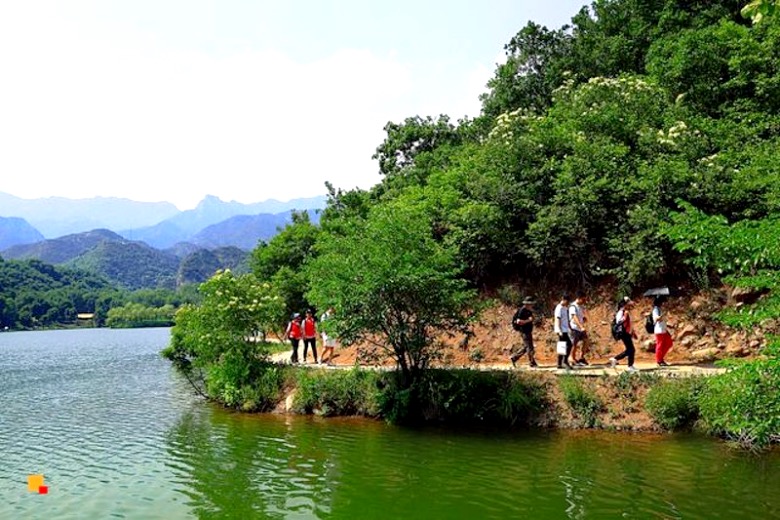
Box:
xmin=0 ymin=192 xmax=326 ymax=290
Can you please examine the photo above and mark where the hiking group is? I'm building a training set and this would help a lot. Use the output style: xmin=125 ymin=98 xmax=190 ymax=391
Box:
xmin=509 ymin=293 xmax=673 ymax=371
xmin=284 ymin=307 xmax=337 ymax=365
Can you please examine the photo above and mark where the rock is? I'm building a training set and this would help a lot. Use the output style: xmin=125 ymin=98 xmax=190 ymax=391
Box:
xmin=681 ymin=336 xmax=696 ymax=348
xmin=749 ymin=339 xmax=761 ymax=349
xmin=726 ymin=344 xmax=749 ymax=357
xmin=718 ymin=331 xmax=727 ymax=339
xmin=691 ymin=347 xmax=720 ymax=362
xmin=677 ymin=324 xmax=697 ymax=340
xmin=731 ymin=286 xmax=769 ymax=304
xmin=690 ymin=300 xmax=703 ymax=311
xmin=643 ymin=339 xmax=656 ymax=353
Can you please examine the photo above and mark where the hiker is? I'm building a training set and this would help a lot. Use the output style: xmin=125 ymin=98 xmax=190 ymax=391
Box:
xmin=569 ymin=291 xmax=590 ymax=366
xmin=319 ymin=306 xmax=337 ymax=365
xmin=284 ymin=313 xmax=303 ymax=364
xmin=610 ymin=297 xmax=638 ymax=372
xmin=302 ymin=309 xmax=318 ymax=364
xmin=510 ymin=297 xmax=538 ymax=368
xmin=554 ymin=293 xmax=573 ymax=370
xmin=652 ymin=296 xmax=673 ymax=367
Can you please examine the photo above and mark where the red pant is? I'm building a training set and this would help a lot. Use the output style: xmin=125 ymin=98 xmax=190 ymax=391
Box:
xmin=655 ymin=332 xmax=673 ymax=363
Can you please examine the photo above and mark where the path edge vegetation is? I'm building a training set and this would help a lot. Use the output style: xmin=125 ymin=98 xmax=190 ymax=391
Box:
xmin=163 ymin=0 xmax=780 ymax=451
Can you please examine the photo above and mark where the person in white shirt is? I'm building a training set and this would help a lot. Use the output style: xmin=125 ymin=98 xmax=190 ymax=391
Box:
xmin=569 ymin=292 xmax=590 ymax=366
xmin=553 ymin=294 xmax=572 ymax=370
xmin=652 ymin=296 xmax=673 ymax=367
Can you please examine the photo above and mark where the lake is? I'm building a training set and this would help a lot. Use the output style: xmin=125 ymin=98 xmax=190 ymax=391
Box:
xmin=1 ymin=328 xmax=778 ymax=519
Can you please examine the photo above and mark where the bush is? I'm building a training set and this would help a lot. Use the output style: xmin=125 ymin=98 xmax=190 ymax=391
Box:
xmin=645 ymin=377 xmax=703 ymax=430
xmin=378 ymin=369 xmax=548 ymax=426
xmin=293 ymin=368 xmax=382 ymax=417
xmin=558 ymin=376 xmax=603 ymax=427
xmin=698 ymin=341 xmax=780 ymax=449
xmin=206 ymin=360 xmax=290 ymax=412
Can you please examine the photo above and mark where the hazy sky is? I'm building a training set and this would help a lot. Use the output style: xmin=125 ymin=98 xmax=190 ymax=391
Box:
xmin=0 ymin=1 xmax=589 ymax=210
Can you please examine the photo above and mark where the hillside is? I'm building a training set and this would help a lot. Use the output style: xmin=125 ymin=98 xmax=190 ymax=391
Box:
xmin=68 ymin=240 xmax=181 ymax=290
xmin=177 ymin=246 xmax=249 ymax=285
xmin=0 ymin=257 xmax=116 ymax=329
xmin=189 ymin=211 xmax=319 ymax=250
xmin=2 ymin=229 xmax=125 ymax=264
xmin=0 ymin=216 xmax=44 ymax=250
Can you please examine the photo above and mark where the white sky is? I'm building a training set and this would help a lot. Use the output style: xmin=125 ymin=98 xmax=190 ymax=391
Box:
xmin=0 ymin=1 xmax=588 ymax=210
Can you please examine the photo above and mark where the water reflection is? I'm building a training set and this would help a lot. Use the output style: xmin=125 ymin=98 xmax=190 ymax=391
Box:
xmin=2 ymin=329 xmax=778 ymax=519
xmin=164 ymin=412 xmax=780 ymax=520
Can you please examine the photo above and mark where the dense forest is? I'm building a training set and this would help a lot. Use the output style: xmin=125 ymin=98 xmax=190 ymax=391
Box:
xmin=0 ymin=255 xmax=200 ymax=329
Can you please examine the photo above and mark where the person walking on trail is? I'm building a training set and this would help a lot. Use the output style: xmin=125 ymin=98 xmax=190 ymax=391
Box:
xmin=510 ymin=297 xmax=538 ymax=368
xmin=302 ymin=309 xmax=318 ymax=364
xmin=284 ymin=313 xmax=303 ymax=364
xmin=554 ymin=294 xmax=573 ymax=370
xmin=319 ymin=307 xmax=337 ymax=365
xmin=652 ymin=296 xmax=673 ymax=367
xmin=610 ymin=297 xmax=638 ymax=372
xmin=569 ymin=292 xmax=590 ymax=366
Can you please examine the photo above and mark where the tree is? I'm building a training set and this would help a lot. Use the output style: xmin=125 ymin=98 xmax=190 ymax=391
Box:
xmin=251 ymin=211 xmax=320 ymax=324
xmin=480 ymin=22 xmax=573 ymax=117
xmin=163 ymin=270 xmax=284 ymax=409
xmin=372 ymin=115 xmax=462 ymax=182
xmin=306 ymin=199 xmax=477 ymax=386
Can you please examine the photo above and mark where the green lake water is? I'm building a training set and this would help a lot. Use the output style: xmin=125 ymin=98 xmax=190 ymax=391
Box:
xmin=1 ymin=328 xmax=778 ymax=519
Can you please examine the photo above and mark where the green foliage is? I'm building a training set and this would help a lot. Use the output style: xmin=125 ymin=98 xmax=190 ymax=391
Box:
xmin=558 ymin=376 xmax=603 ymax=427
xmin=0 ymin=258 xmax=118 ymax=329
xmin=480 ymin=22 xmax=572 ymax=117
xmin=162 ymin=270 xmax=285 ymax=409
xmin=645 ymin=377 xmax=704 ymax=430
xmin=292 ymin=368 xmax=381 ymax=417
xmin=306 ymin=198 xmax=477 ymax=385
xmin=665 ymin=203 xmax=780 ymax=276
xmin=377 ymin=369 xmax=548 ymax=426
xmin=372 ymin=115 xmax=463 ymax=179
xmin=698 ymin=341 xmax=780 ymax=448
xmin=68 ymin=240 xmax=180 ymax=290
xmin=251 ymin=211 xmax=319 ymax=323
xmin=106 ymin=302 xmax=176 ymax=328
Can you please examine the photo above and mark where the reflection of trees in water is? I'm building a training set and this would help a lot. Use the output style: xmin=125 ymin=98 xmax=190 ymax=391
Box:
xmin=163 ymin=410 xmax=336 ymax=519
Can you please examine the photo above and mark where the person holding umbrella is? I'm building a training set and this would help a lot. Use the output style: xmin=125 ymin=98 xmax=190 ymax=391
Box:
xmin=652 ymin=296 xmax=673 ymax=367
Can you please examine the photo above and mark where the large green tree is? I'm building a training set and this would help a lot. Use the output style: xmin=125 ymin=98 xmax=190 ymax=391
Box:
xmin=306 ymin=199 xmax=477 ymax=386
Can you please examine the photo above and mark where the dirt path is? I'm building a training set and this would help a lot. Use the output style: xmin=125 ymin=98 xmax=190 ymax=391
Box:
xmin=270 ymin=350 xmax=725 ymax=377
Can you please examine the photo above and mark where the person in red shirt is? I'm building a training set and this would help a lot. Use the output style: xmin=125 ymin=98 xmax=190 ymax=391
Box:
xmin=284 ymin=313 xmax=303 ymax=364
xmin=302 ymin=309 xmax=318 ymax=364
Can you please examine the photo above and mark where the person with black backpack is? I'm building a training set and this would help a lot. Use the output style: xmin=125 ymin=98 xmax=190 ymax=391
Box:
xmin=509 ymin=297 xmax=538 ymax=368
xmin=609 ymin=297 xmax=638 ymax=372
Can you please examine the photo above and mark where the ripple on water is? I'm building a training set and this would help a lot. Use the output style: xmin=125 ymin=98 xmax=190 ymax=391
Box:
xmin=3 ymin=329 xmax=780 ymax=519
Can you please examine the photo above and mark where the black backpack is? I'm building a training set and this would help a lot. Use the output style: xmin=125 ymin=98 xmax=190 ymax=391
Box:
xmin=610 ymin=316 xmax=623 ymax=340
xmin=511 ymin=309 xmax=523 ymax=331
xmin=645 ymin=312 xmax=655 ymax=334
